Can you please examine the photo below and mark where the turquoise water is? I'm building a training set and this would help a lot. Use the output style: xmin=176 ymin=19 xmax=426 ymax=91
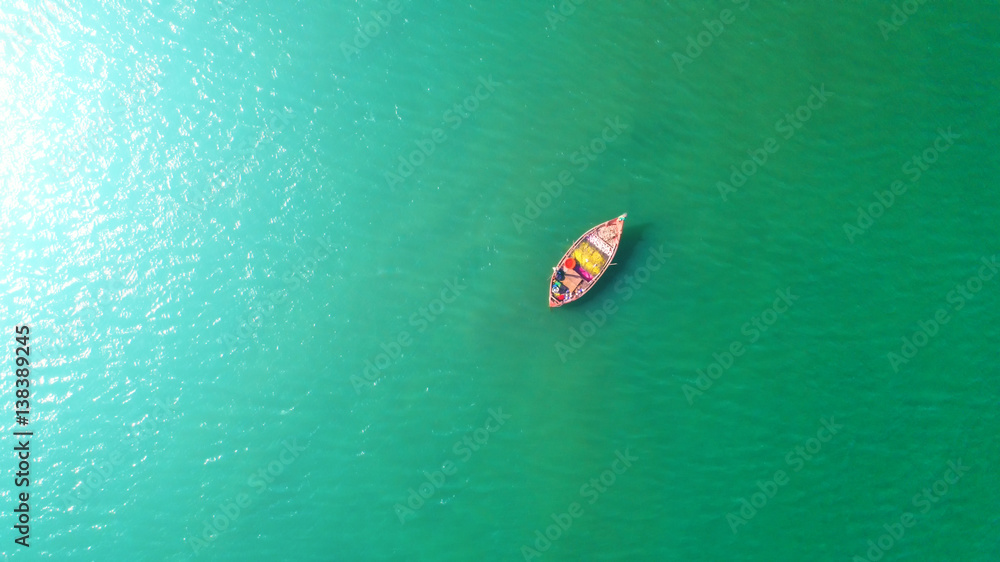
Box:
xmin=1 ymin=1 xmax=998 ymax=560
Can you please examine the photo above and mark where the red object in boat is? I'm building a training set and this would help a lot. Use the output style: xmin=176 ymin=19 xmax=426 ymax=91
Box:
xmin=564 ymin=258 xmax=576 ymax=269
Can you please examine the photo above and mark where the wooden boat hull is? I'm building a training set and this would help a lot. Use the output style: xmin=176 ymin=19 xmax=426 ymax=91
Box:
xmin=549 ymin=213 xmax=627 ymax=308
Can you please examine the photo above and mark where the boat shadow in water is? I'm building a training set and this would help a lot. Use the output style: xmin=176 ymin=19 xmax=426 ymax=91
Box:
xmin=574 ymin=221 xmax=652 ymax=305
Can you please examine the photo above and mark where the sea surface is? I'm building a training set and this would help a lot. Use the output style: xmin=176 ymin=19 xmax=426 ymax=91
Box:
xmin=1 ymin=1 xmax=998 ymax=560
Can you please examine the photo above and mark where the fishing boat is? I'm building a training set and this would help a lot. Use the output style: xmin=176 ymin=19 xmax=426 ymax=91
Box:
xmin=549 ymin=213 xmax=627 ymax=308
